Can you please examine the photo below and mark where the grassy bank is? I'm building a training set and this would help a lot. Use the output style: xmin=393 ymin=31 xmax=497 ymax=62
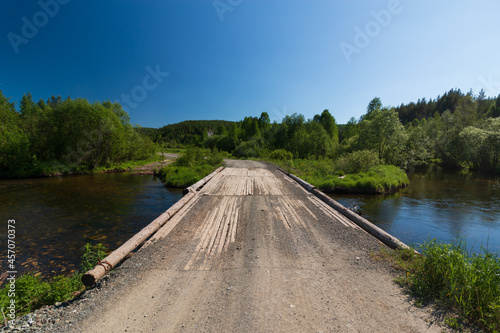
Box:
xmin=0 ymin=153 xmax=164 ymax=179
xmin=156 ymin=148 xmax=225 ymax=188
xmin=0 ymin=244 xmax=107 ymax=320
xmin=375 ymin=239 xmax=500 ymax=332
xmin=273 ymin=155 xmax=409 ymax=194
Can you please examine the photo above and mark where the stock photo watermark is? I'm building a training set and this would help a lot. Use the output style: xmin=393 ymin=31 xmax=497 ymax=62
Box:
xmin=7 ymin=0 xmax=70 ymax=54
xmin=213 ymin=0 xmax=243 ymax=22
xmin=269 ymin=106 xmax=288 ymax=123
xmin=118 ymin=64 xmax=169 ymax=113
xmin=339 ymin=0 xmax=408 ymax=64
xmin=3 ymin=219 xmax=17 ymax=326
xmin=475 ymin=74 xmax=500 ymax=97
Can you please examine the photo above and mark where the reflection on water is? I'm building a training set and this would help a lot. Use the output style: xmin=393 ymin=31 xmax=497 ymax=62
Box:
xmin=331 ymin=165 xmax=500 ymax=253
xmin=0 ymin=174 xmax=182 ymax=284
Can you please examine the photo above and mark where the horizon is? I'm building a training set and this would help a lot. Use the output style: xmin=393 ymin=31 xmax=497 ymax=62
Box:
xmin=2 ymin=1 xmax=499 ymax=127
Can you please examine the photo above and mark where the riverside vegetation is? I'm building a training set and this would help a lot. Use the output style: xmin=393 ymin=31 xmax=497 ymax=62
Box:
xmin=0 ymin=244 xmax=108 ymax=320
xmin=376 ymin=239 xmax=500 ymax=332
xmin=140 ymin=88 xmax=500 ymax=193
xmin=156 ymin=148 xmax=225 ymax=187
xmin=0 ymin=91 xmax=157 ymax=178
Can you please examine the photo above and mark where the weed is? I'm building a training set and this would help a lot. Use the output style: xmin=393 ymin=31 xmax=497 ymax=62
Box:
xmin=0 ymin=243 xmax=108 ymax=318
xmin=378 ymin=239 xmax=500 ymax=332
xmin=80 ymin=243 xmax=109 ymax=273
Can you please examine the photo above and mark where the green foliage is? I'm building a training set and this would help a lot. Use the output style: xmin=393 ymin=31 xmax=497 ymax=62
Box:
xmin=157 ymin=148 xmax=224 ymax=187
xmin=273 ymin=157 xmax=407 ymax=194
xmin=313 ymin=165 xmax=409 ymax=194
xmin=334 ymin=149 xmax=380 ymax=174
xmin=154 ymin=120 xmax=235 ymax=147
xmin=233 ymin=140 xmax=263 ymax=158
xmin=80 ymin=243 xmax=109 ymax=273
xmin=0 ymin=91 xmax=30 ymax=172
xmin=0 ymin=242 xmax=108 ymax=317
xmin=378 ymin=239 xmax=500 ymax=332
xmin=268 ymin=149 xmax=294 ymax=161
xmin=457 ymin=118 xmax=500 ymax=172
xmin=0 ymin=91 xmax=157 ymax=178
xmin=357 ymin=107 xmax=407 ymax=165
xmin=404 ymin=239 xmax=500 ymax=332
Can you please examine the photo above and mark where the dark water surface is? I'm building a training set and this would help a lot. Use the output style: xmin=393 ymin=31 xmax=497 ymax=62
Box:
xmin=331 ymin=166 xmax=500 ymax=254
xmin=0 ymin=174 xmax=182 ymax=283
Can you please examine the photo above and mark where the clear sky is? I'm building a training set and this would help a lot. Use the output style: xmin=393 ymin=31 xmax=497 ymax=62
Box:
xmin=1 ymin=0 xmax=499 ymax=127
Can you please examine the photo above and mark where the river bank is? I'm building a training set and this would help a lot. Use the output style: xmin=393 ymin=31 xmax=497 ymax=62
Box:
xmin=272 ymin=158 xmax=409 ymax=194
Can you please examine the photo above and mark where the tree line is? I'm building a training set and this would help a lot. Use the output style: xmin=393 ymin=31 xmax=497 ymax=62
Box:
xmin=0 ymin=91 xmax=156 ymax=177
xmin=147 ymin=88 xmax=500 ymax=174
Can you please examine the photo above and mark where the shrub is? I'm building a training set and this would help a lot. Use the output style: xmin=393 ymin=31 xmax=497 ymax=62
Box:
xmin=157 ymin=148 xmax=224 ymax=188
xmin=269 ymin=149 xmax=293 ymax=161
xmin=335 ymin=149 xmax=380 ymax=174
xmin=233 ymin=140 xmax=261 ymax=158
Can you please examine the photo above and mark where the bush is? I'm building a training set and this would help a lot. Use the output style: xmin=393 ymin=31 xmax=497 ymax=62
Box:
xmin=233 ymin=140 xmax=261 ymax=158
xmin=157 ymin=148 xmax=224 ymax=188
xmin=269 ymin=149 xmax=293 ymax=161
xmin=335 ymin=149 xmax=380 ymax=174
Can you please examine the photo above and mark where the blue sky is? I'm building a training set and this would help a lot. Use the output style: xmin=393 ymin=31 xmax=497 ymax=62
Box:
xmin=1 ymin=0 xmax=499 ymax=127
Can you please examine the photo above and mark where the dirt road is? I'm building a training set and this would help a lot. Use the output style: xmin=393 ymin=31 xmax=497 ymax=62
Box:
xmin=55 ymin=160 xmax=444 ymax=332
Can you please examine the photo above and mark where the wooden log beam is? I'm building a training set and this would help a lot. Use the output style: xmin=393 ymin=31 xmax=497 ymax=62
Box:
xmin=278 ymin=167 xmax=412 ymax=251
xmin=182 ymin=166 xmax=224 ymax=195
xmin=82 ymin=166 xmax=225 ymax=286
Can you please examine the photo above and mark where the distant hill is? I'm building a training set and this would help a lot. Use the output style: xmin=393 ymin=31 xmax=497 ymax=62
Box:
xmin=138 ymin=120 xmax=236 ymax=147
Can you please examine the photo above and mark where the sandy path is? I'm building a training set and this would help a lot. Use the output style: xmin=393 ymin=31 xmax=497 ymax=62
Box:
xmin=56 ymin=160 xmax=444 ymax=332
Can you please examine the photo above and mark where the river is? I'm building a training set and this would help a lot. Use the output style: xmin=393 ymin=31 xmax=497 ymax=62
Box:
xmin=330 ymin=165 xmax=500 ymax=254
xmin=1 ymin=166 xmax=499 ymax=285
xmin=0 ymin=173 xmax=183 ymax=284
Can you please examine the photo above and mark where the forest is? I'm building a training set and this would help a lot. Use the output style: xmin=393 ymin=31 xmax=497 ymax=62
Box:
xmin=2 ymin=88 xmax=499 ymax=180
xmin=146 ymin=88 xmax=500 ymax=175
xmin=0 ymin=91 xmax=156 ymax=178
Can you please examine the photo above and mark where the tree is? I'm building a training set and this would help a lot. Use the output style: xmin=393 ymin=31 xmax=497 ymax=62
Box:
xmin=0 ymin=91 xmax=29 ymax=172
xmin=358 ymin=107 xmax=407 ymax=164
xmin=258 ymin=112 xmax=270 ymax=130
xmin=366 ymin=97 xmax=382 ymax=116
xmin=317 ymin=109 xmax=339 ymax=141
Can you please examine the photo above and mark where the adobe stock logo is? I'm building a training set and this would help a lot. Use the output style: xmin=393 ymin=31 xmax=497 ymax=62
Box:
xmin=7 ymin=0 xmax=70 ymax=54
xmin=339 ymin=0 xmax=407 ymax=64
xmin=118 ymin=65 xmax=169 ymax=113
xmin=475 ymin=74 xmax=500 ymax=97
xmin=213 ymin=0 xmax=243 ymax=22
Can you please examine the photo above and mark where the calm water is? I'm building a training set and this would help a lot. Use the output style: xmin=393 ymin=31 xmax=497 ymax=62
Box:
xmin=331 ymin=165 xmax=500 ymax=253
xmin=0 ymin=174 xmax=182 ymax=284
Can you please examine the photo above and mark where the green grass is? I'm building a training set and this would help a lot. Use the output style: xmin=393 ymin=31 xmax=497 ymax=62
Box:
xmin=92 ymin=153 xmax=164 ymax=173
xmin=313 ymin=165 xmax=409 ymax=194
xmin=0 ymin=243 xmax=108 ymax=319
xmin=157 ymin=148 xmax=224 ymax=188
xmin=272 ymin=158 xmax=409 ymax=194
xmin=161 ymin=148 xmax=187 ymax=154
xmin=374 ymin=239 xmax=500 ymax=332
